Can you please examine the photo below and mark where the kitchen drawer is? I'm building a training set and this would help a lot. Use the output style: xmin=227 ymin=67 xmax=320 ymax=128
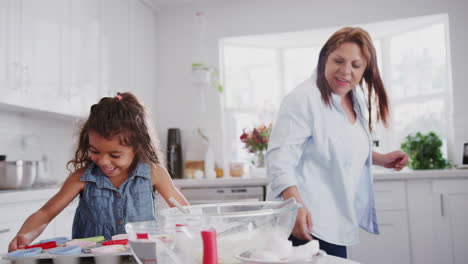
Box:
xmin=0 ymin=221 xmax=23 ymax=254
xmin=0 ymin=200 xmax=45 ymax=223
xmin=180 ymin=186 xmax=265 ymax=204
xmin=374 ymin=181 xmax=407 ymax=211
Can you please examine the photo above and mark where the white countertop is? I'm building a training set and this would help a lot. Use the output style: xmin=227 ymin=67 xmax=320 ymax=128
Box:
xmin=173 ymin=177 xmax=269 ymax=188
xmin=373 ymin=168 xmax=468 ymax=181
xmin=2 ymin=169 xmax=467 ymax=200
xmin=0 ymin=186 xmax=60 ymax=205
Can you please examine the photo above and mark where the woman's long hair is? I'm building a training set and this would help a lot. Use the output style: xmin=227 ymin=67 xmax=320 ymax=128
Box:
xmin=316 ymin=27 xmax=389 ymax=131
xmin=67 ymin=92 xmax=164 ymax=171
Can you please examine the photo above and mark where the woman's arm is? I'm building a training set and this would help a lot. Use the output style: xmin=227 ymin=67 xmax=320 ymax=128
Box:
xmin=281 ymin=186 xmax=313 ymax=241
xmin=372 ymin=150 xmax=409 ymax=171
xmin=8 ymin=169 xmax=85 ymax=252
xmin=151 ymin=164 xmax=189 ymax=206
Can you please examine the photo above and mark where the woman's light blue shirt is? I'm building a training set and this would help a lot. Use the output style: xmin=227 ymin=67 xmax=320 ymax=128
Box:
xmin=266 ymin=76 xmax=379 ymax=246
xmin=72 ymin=162 xmax=155 ymax=239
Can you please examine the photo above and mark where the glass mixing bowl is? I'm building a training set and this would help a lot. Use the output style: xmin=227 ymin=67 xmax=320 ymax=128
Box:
xmin=126 ymin=200 xmax=301 ymax=264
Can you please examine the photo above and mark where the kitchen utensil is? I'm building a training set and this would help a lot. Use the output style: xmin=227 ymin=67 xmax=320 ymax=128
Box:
xmin=24 ymin=241 xmax=57 ymax=250
xmin=167 ymin=128 xmax=183 ymax=179
xmin=0 ymin=160 xmax=37 ymax=189
xmin=157 ymin=200 xmax=301 ymax=263
xmin=101 ymin=239 xmax=129 ymax=246
xmin=169 ymin=197 xmax=191 ymax=214
xmin=217 ymin=198 xmax=298 ymax=237
xmin=201 ymin=229 xmax=218 ymax=264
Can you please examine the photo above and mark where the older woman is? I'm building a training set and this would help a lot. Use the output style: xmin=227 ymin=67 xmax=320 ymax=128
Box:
xmin=266 ymin=27 xmax=408 ymax=258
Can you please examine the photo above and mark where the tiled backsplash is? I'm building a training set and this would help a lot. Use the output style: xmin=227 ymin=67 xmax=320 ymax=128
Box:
xmin=0 ymin=110 xmax=77 ymax=183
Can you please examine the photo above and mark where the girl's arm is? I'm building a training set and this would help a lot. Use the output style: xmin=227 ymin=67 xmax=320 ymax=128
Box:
xmin=151 ymin=164 xmax=189 ymax=206
xmin=8 ymin=169 xmax=85 ymax=252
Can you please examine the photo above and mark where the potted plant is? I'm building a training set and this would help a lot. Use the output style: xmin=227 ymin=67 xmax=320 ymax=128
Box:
xmin=192 ymin=63 xmax=224 ymax=93
xmin=401 ymin=131 xmax=450 ymax=170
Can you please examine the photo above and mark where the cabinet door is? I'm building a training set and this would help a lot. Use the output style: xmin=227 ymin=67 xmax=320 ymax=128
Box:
xmin=19 ymin=0 xmax=66 ymax=112
xmin=51 ymin=199 xmax=78 ymax=238
xmin=62 ymin=0 xmax=100 ymax=116
xmin=0 ymin=0 xmax=8 ymax=92
xmin=0 ymin=221 xmax=22 ymax=254
xmin=0 ymin=198 xmax=51 ymax=254
xmin=349 ymin=211 xmax=411 ymax=264
xmin=432 ymin=180 xmax=468 ymax=264
xmin=129 ymin=0 xmax=156 ymax=103
xmin=100 ymin=0 xmax=130 ymax=97
xmin=1 ymin=0 xmax=23 ymax=105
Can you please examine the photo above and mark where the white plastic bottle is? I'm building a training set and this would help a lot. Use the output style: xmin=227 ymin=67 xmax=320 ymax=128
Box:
xmin=204 ymin=143 xmax=216 ymax=179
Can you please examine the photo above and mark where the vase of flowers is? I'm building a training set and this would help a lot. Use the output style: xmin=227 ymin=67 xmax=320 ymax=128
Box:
xmin=240 ymin=124 xmax=272 ymax=168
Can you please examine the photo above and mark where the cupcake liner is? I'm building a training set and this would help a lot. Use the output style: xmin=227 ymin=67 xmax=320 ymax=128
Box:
xmin=6 ymin=248 xmax=42 ymax=258
xmin=48 ymin=246 xmax=82 ymax=256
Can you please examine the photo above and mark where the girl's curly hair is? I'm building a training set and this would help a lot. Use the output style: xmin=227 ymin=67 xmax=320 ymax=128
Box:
xmin=67 ymin=92 xmax=164 ymax=171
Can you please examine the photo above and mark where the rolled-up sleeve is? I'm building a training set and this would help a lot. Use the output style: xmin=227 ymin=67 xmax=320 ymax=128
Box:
xmin=266 ymin=88 xmax=313 ymax=199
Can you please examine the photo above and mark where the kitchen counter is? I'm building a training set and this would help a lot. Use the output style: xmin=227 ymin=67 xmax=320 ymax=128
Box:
xmin=0 ymin=187 xmax=60 ymax=204
xmin=173 ymin=177 xmax=269 ymax=188
xmin=373 ymin=168 xmax=468 ymax=181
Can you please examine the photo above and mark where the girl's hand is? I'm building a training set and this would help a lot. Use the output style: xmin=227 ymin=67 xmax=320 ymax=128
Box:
xmin=378 ymin=151 xmax=409 ymax=171
xmin=8 ymin=234 xmax=30 ymax=252
xmin=291 ymin=207 xmax=313 ymax=241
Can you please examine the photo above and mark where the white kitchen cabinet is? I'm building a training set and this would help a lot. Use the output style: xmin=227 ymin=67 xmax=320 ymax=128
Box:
xmin=0 ymin=192 xmax=54 ymax=254
xmin=0 ymin=221 xmax=23 ymax=255
xmin=431 ymin=180 xmax=468 ymax=264
xmin=0 ymin=0 xmax=24 ymax=106
xmin=0 ymin=188 xmax=80 ymax=254
xmin=406 ymin=178 xmax=468 ymax=264
xmin=51 ymin=199 xmax=78 ymax=238
xmin=348 ymin=181 xmax=411 ymax=264
xmin=100 ymin=0 xmax=131 ymax=97
xmin=62 ymin=0 xmax=100 ymax=116
xmin=1 ymin=0 xmax=157 ymax=118
xmin=0 ymin=0 xmax=71 ymax=116
xmin=17 ymin=0 xmax=66 ymax=112
xmin=129 ymin=0 xmax=156 ymax=101
xmin=0 ymin=0 xmax=8 ymax=92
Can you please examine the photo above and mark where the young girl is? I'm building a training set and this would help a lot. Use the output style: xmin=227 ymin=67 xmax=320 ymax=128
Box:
xmin=8 ymin=92 xmax=189 ymax=252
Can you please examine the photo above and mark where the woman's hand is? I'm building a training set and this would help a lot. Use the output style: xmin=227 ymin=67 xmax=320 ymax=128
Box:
xmin=291 ymin=207 xmax=313 ymax=241
xmin=8 ymin=234 xmax=30 ymax=252
xmin=373 ymin=151 xmax=409 ymax=171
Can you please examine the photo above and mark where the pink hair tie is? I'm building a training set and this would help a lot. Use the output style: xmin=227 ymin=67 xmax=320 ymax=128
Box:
xmin=115 ymin=95 xmax=123 ymax=101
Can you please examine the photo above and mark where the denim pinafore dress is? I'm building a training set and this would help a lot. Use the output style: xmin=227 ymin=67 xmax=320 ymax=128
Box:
xmin=72 ymin=162 xmax=155 ymax=239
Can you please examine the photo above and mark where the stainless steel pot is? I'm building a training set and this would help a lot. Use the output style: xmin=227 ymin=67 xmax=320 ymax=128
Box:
xmin=0 ymin=160 xmax=37 ymax=189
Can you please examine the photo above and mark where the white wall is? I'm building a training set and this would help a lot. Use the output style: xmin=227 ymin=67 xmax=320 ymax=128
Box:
xmin=153 ymin=0 xmax=468 ymax=166
xmin=0 ymin=110 xmax=75 ymax=182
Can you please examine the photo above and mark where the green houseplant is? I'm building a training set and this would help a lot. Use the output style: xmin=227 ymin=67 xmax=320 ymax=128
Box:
xmin=192 ymin=63 xmax=224 ymax=93
xmin=401 ymin=131 xmax=450 ymax=170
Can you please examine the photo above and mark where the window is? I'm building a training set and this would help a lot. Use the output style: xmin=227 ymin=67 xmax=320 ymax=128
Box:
xmin=221 ymin=14 xmax=451 ymax=164
xmin=222 ymin=45 xmax=321 ymax=162
xmin=375 ymin=22 xmax=449 ymax=158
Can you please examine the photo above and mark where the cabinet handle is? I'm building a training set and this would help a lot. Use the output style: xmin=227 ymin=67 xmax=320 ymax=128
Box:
xmin=0 ymin=228 xmax=10 ymax=234
xmin=440 ymin=193 xmax=445 ymax=217
xmin=231 ymin=188 xmax=247 ymax=193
